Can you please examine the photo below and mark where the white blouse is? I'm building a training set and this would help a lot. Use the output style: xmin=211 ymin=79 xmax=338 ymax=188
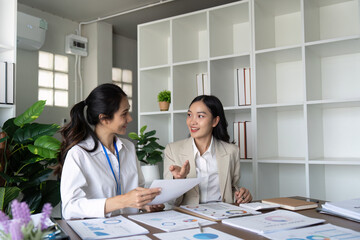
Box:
xmin=192 ymin=137 xmax=222 ymax=203
xmin=60 ymin=136 xmax=144 ymax=219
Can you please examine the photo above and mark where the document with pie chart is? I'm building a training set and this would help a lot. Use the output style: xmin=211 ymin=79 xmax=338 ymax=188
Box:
xmin=263 ymin=223 xmax=360 ymax=240
xmin=128 ymin=210 xmax=215 ymax=232
xmin=66 ymin=215 xmax=149 ymax=239
xmin=178 ymin=202 xmax=261 ymax=221
xmin=222 ymin=210 xmax=325 ymax=234
xmin=154 ymin=227 xmax=243 ymax=240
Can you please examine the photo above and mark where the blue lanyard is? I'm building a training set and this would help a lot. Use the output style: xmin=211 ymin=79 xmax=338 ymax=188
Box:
xmin=101 ymin=140 xmax=121 ymax=195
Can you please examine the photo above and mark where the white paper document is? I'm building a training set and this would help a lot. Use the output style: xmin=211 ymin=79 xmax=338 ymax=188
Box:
xmin=321 ymin=198 xmax=360 ymax=221
xmin=66 ymin=215 xmax=148 ymax=239
xmin=148 ymin=178 xmax=201 ymax=205
xmin=263 ymin=223 xmax=360 ymax=240
xmin=179 ymin=202 xmax=261 ymax=220
xmin=128 ymin=210 xmax=215 ymax=232
xmin=154 ymin=227 xmax=243 ymax=240
xmin=222 ymin=210 xmax=325 ymax=234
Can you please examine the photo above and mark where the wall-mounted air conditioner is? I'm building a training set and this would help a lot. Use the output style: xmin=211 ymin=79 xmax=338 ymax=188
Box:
xmin=17 ymin=12 xmax=47 ymax=51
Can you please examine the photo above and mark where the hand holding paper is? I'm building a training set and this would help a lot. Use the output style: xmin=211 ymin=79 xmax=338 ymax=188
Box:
xmin=147 ymin=178 xmax=201 ymax=205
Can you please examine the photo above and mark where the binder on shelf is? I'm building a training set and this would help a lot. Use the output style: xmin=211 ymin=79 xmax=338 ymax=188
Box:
xmin=196 ymin=73 xmax=203 ymax=96
xmin=196 ymin=73 xmax=210 ymax=96
xmin=233 ymin=121 xmax=252 ymax=159
xmin=245 ymin=121 xmax=252 ymax=159
xmin=6 ymin=62 xmax=14 ymax=104
xmin=236 ymin=68 xmax=251 ymax=106
xmin=239 ymin=121 xmax=246 ymax=159
xmin=236 ymin=68 xmax=245 ymax=106
xmin=203 ymin=73 xmax=210 ymax=95
xmin=244 ymin=68 xmax=251 ymax=105
xmin=0 ymin=62 xmax=6 ymax=104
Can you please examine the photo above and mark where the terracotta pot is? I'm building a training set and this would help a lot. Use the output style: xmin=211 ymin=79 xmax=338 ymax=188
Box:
xmin=158 ymin=101 xmax=170 ymax=111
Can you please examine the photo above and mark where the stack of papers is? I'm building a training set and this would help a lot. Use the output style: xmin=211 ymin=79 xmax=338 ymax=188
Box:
xmin=128 ymin=210 xmax=215 ymax=232
xmin=263 ymin=223 xmax=360 ymax=240
xmin=178 ymin=202 xmax=260 ymax=221
xmin=222 ymin=210 xmax=325 ymax=234
xmin=154 ymin=227 xmax=243 ymax=240
xmin=66 ymin=215 xmax=148 ymax=239
xmin=320 ymin=198 xmax=360 ymax=222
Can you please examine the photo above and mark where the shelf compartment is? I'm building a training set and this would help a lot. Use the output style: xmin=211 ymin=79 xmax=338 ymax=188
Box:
xmin=307 ymin=102 xmax=360 ymax=161
xmin=254 ymin=0 xmax=302 ymax=51
xmin=239 ymin=162 xmax=254 ymax=196
xmin=304 ymin=0 xmax=360 ymax=43
xmin=305 ymin=38 xmax=360 ymax=101
xmin=225 ymin=108 xmax=251 ymax=144
xmin=173 ymin=112 xmax=189 ymax=142
xmin=0 ymin=105 xmax=15 ymax=126
xmin=173 ymin=61 xmax=208 ymax=110
xmin=210 ymin=56 xmax=250 ymax=108
xmin=139 ymin=67 xmax=170 ymax=113
xmin=257 ymin=105 xmax=306 ymax=160
xmin=256 ymin=47 xmax=304 ymax=105
xmin=172 ymin=12 xmax=208 ymax=63
xmin=309 ymin=165 xmax=360 ymax=201
xmin=209 ymin=2 xmax=250 ymax=58
xmin=139 ymin=114 xmax=171 ymax=148
xmin=258 ymin=163 xmax=306 ymax=199
xmin=138 ymin=20 xmax=170 ymax=68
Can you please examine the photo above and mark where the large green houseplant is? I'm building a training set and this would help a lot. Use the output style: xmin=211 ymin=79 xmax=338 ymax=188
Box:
xmin=0 ymin=100 xmax=61 ymax=214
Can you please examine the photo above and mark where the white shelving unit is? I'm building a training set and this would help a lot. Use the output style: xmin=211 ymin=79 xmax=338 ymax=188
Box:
xmin=0 ymin=0 xmax=16 ymax=126
xmin=138 ymin=0 xmax=360 ymax=201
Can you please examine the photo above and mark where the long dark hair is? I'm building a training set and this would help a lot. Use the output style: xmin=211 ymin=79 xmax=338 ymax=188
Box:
xmin=189 ymin=95 xmax=230 ymax=143
xmin=55 ymin=83 xmax=127 ymax=176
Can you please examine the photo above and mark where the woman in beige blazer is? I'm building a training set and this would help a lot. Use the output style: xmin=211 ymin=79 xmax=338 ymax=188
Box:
xmin=164 ymin=95 xmax=252 ymax=206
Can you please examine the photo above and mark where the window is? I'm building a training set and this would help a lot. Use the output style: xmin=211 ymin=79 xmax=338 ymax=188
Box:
xmin=112 ymin=67 xmax=133 ymax=112
xmin=38 ymin=51 xmax=69 ymax=107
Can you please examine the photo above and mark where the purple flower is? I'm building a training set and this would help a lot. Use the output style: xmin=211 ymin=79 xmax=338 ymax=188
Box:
xmin=19 ymin=202 xmax=31 ymax=225
xmin=40 ymin=203 xmax=52 ymax=230
xmin=10 ymin=200 xmax=31 ymax=226
xmin=0 ymin=211 xmax=10 ymax=234
xmin=9 ymin=220 xmax=23 ymax=240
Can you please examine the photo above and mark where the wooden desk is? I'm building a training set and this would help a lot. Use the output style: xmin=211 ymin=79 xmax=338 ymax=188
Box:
xmin=56 ymin=198 xmax=360 ymax=240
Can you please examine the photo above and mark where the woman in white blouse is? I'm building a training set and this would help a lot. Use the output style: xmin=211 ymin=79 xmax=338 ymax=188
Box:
xmin=57 ymin=83 xmax=163 ymax=219
xmin=164 ymin=95 xmax=252 ymax=206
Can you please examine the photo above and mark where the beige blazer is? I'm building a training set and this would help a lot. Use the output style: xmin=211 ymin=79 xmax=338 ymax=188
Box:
xmin=163 ymin=137 xmax=241 ymax=206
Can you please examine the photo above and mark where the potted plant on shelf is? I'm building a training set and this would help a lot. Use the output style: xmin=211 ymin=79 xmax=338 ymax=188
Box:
xmin=128 ymin=125 xmax=165 ymax=186
xmin=0 ymin=100 xmax=61 ymax=215
xmin=157 ymin=90 xmax=171 ymax=111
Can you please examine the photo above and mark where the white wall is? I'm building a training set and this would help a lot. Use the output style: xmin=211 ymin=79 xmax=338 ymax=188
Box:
xmin=17 ymin=4 xmax=78 ymax=129
xmin=113 ymin=34 xmax=138 ymax=134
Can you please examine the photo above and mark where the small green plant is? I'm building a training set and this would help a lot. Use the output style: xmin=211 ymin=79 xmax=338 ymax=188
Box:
xmin=157 ymin=90 xmax=171 ymax=103
xmin=128 ymin=125 xmax=165 ymax=165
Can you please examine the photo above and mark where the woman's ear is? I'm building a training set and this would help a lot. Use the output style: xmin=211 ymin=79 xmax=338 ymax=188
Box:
xmin=98 ymin=114 xmax=108 ymax=124
xmin=212 ymin=116 xmax=220 ymax=128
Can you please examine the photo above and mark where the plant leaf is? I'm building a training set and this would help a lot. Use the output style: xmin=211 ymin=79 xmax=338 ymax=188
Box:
xmin=27 ymin=136 xmax=60 ymax=158
xmin=14 ymin=100 xmax=46 ymax=127
xmin=128 ymin=132 xmax=139 ymax=140
xmin=2 ymin=118 xmax=18 ymax=139
xmin=147 ymin=154 xmax=163 ymax=165
xmin=0 ymin=187 xmax=21 ymax=212
xmin=144 ymin=130 xmax=156 ymax=138
xmin=140 ymin=125 xmax=147 ymax=135
xmin=13 ymin=123 xmax=60 ymax=144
